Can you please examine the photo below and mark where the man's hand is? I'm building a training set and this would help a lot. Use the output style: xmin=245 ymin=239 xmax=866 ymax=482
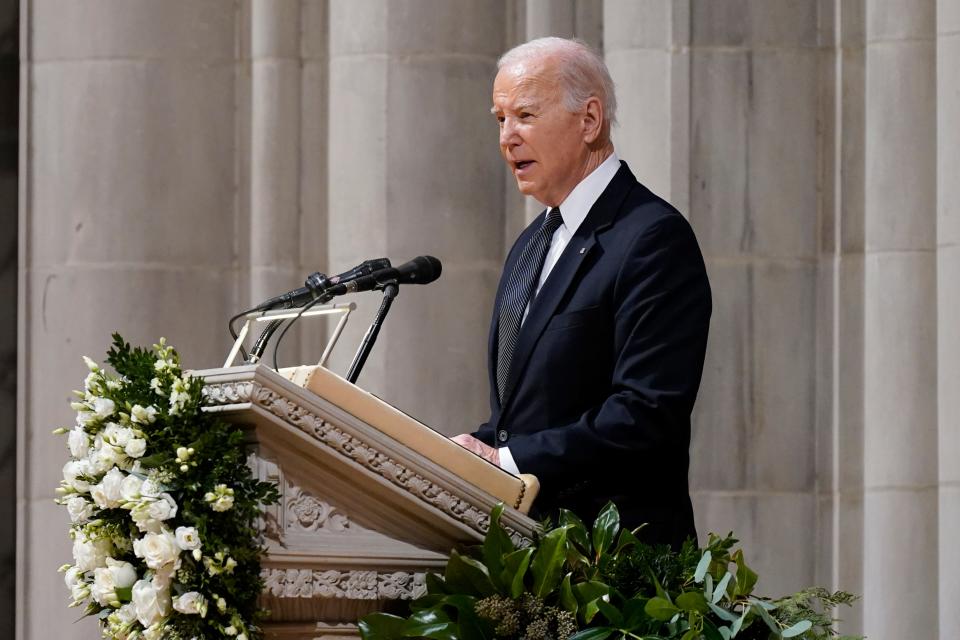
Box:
xmin=451 ymin=434 xmax=500 ymax=466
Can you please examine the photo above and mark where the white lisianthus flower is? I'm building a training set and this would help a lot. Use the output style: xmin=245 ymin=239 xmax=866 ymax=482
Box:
xmin=125 ymin=438 xmax=147 ymax=459
xmin=175 ymin=526 xmax=201 ymax=551
xmin=72 ymin=533 xmax=113 ymax=572
xmin=132 ymin=578 xmax=171 ymax=628
xmin=146 ymin=493 xmax=178 ymax=522
xmin=204 ymin=484 xmax=235 ymax=512
xmin=140 ymin=478 xmax=163 ymax=498
xmin=173 ymin=591 xmax=207 ymax=617
xmin=84 ymin=371 xmax=101 ymax=395
xmin=130 ymin=404 xmax=158 ymax=425
xmin=133 ymin=529 xmax=181 ymax=574
xmin=115 ymin=602 xmax=137 ymax=624
xmin=64 ymin=566 xmax=89 ymax=603
xmin=68 ymin=427 xmax=90 ymax=459
xmin=143 ymin=623 xmax=166 ymax=640
xmin=150 ymin=377 xmax=166 ymax=397
xmin=92 ymin=397 xmax=116 ymax=419
xmin=66 ymin=495 xmax=95 ymax=523
xmin=91 ymin=558 xmax=138 ymax=606
xmin=224 ymin=626 xmax=237 ymax=636
xmin=120 ymin=473 xmax=143 ymax=502
xmin=82 ymin=355 xmax=99 ymax=372
xmin=62 ymin=459 xmax=93 ymax=493
xmin=90 ymin=443 xmax=123 ymax=474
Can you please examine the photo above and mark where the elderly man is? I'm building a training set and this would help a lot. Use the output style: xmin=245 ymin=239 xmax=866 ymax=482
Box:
xmin=453 ymin=37 xmax=711 ymax=549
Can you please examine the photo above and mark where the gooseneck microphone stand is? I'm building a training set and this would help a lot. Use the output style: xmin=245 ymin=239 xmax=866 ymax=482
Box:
xmin=346 ymin=282 xmax=399 ymax=383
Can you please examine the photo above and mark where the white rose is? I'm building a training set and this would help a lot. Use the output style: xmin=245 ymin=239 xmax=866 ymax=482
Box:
xmin=91 ymin=467 xmax=125 ymax=509
xmin=130 ymin=405 xmax=158 ymax=425
xmin=92 ymin=397 xmax=116 ymax=419
xmin=90 ymin=444 xmax=123 ymax=474
xmin=62 ymin=460 xmax=92 ymax=493
xmin=174 ymin=526 xmax=201 ymax=551
xmin=131 ymin=505 xmax=161 ymax=534
xmin=91 ymin=558 xmax=137 ymax=606
xmin=133 ymin=530 xmax=181 ymax=574
xmin=147 ymin=493 xmax=178 ymax=522
xmin=132 ymin=578 xmax=171 ymax=628
xmin=125 ymin=438 xmax=147 ymax=459
xmin=66 ymin=496 xmax=95 ymax=523
xmin=73 ymin=534 xmax=112 ymax=572
xmin=68 ymin=427 xmax=90 ymax=458
xmin=120 ymin=474 xmax=143 ymax=502
xmin=172 ymin=591 xmax=207 ymax=616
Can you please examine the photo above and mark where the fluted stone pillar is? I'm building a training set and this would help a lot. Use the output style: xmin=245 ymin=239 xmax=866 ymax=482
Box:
xmin=18 ymin=3 xmax=241 ymax=639
xmin=937 ymin=0 xmax=960 ymax=637
xmin=679 ymin=1 xmax=821 ymax=597
xmin=862 ymin=1 xmax=938 ymax=638
xmin=603 ymin=0 xmax=689 ymax=211
xmin=326 ymin=0 xmax=505 ymax=434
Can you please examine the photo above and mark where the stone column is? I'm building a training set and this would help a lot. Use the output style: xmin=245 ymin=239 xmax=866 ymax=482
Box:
xmin=938 ymin=0 xmax=960 ymax=637
xmin=17 ymin=3 xmax=241 ymax=639
xmin=326 ymin=0 xmax=505 ymax=434
xmin=680 ymin=1 xmax=821 ymax=597
xmin=862 ymin=1 xmax=938 ymax=638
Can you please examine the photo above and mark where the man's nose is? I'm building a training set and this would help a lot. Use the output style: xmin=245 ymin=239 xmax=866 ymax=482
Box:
xmin=499 ymin=118 xmax=521 ymax=147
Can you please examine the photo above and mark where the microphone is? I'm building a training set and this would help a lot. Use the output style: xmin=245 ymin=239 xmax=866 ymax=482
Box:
xmin=255 ymin=258 xmax=392 ymax=310
xmin=323 ymin=256 xmax=442 ymax=297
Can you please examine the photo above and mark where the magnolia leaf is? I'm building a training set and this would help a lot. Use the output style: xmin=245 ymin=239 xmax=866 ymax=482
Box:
xmin=712 ymin=572 xmax=733 ymax=604
xmin=567 ymin=627 xmax=615 ymax=640
xmin=621 ymin=597 xmax=649 ymax=630
xmin=644 ymin=596 xmax=680 ymax=622
xmin=694 ymin=550 xmax=712 ymax=583
xmin=559 ymin=573 xmax=578 ymax=615
xmin=559 ymin=509 xmax=591 ymax=553
xmin=482 ymin=503 xmax=513 ymax=590
xmin=595 ymin=598 xmax=623 ymax=627
xmin=591 ymin=502 xmax=620 ymax=557
xmin=359 ymin=612 xmax=407 ymax=640
xmin=444 ymin=550 xmax=495 ymax=597
xmin=613 ymin=527 xmax=641 ymax=555
xmin=676 ymin=591 xmax=709 ymax=613
xmin=425 ymin=572 xmax=450 ymax=595
xmin=782 ymin=620 xmax=813 ymax=638
xmin=500 ymin=547 xmax=533 ymax=599
xmin=531 ymin=525 xmax=568 ymax=597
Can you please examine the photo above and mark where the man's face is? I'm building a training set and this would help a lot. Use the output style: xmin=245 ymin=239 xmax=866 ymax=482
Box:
xmin=492 ymin=59 xmax=589 ymax=207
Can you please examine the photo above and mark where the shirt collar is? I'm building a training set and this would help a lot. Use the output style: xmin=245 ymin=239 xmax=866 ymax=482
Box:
xmin=550 ymin=151 xmax=620 ymax=235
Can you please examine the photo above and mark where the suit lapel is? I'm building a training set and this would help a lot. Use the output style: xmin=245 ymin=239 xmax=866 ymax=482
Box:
xmin=498 ymin=162 xmax=636 ymax=412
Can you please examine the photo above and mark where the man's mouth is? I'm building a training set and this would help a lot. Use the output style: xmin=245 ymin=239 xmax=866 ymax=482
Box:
xmin=514 ymin=160 xmax=534 ymax=172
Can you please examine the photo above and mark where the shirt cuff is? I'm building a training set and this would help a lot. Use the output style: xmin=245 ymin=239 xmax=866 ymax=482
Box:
xmin=498 ymin=446 xmax=520 ymax=476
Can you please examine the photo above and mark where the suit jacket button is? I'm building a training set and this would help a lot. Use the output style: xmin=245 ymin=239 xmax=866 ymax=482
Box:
xmin=497 ymin=429 xmax=509 ymax=443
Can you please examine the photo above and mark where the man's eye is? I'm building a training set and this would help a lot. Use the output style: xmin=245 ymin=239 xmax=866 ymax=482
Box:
xmin=520 ymin=112 xmax=533 ymax=119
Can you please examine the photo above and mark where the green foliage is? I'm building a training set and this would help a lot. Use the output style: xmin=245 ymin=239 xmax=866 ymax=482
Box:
xmin=359 ymin=503 xmax=860 ymax=640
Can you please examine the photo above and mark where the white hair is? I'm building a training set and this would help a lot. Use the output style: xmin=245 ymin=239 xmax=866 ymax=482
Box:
xmin=498 ymin=37 xmax=617 ymax=134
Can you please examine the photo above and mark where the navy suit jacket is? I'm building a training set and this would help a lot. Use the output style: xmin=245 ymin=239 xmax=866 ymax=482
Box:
xmin=474 ymin=161 xmax=711 ymax=549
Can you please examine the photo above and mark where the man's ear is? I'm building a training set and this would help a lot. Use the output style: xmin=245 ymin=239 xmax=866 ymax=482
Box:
xmin=582 ymin=96 xmax=604 ymax=144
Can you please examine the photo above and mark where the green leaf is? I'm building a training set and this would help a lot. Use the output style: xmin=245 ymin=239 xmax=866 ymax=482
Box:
xmin=676 ymin=591 xmax=709 ymax=613
xmin=712 ymin=572 xmax=733 ymax=604
xmin=707 ymin=603 xmax=737 ymax=624
xmin=681 ymin=629 xmax=698 ymax=640
xmin=531 ymin=525 xmax=569 ymax=597
xmin=444 ymin=550 xmax=495 ymax=597
xmin=782 ymin=620 xmax=812 ymax=638
xmin=114 ymin=586 xmax=132 ymax=602
xmin=436 ymin=595 xmax=493 ymax=640
xmin=359 ymin=613 xmax=407 ymax=640
xmin=621 ymin=598 xmax=649 ymax=630
xmin=425 ymin=572 xmax=451 ymax=595
xmin=591 ymin=502 xmax=620 ymax=557
xmin=559 ymin=573 xmax=578 ymax=616
xmin=567 ymin=627 xmax=615 ymax=640
xmin=733 ymin=550 xmax=758 ymax=597
xmin=596 ymin=598 xmax=623 ymax=627
xmin=572 ymin=580 xmax=610 ymax=606
xmin=559 ymin=509 xmax=592 ymax=553
xmin=644 ymin=596 xmax=680 ymax=622
xmin=613 ymin=527 xmax=641 ymax=555
xmin=694 ymin=550 xmax=712 ymax=583
xmin=500 ymin=547 xmax=533 ymax=599
xmin=482 ymin=503 xmax=513 ymax=590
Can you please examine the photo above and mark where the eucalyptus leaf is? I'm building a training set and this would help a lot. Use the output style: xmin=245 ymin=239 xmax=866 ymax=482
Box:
xmin=781 ymin=620 xmax=812 ymax=638
xmin=718 ymin=626 xmax=731 ymax=640
xmin=694 ymin=550 xmax=712 ymax=583
xmin=712 ymin=572 xmax=733 ymax=605
xmin=707 ymin=602 xmax=738 ymax=624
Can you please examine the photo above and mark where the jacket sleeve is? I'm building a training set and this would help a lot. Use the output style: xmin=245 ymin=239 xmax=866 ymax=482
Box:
xmin=505 ymin=212 xmax=712 ymax=488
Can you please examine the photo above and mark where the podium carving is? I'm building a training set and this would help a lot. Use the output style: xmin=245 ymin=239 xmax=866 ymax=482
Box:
xmin=197 ymin=364 xmax=539 ymax=640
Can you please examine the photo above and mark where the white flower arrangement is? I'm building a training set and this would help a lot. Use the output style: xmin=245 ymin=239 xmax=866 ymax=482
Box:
xmin=56 ymin=335 xmax=278 ymax=640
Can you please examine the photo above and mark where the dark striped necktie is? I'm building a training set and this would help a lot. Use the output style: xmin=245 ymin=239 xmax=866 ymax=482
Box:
xmin=496 ymin=207 xmax=564 ymax=402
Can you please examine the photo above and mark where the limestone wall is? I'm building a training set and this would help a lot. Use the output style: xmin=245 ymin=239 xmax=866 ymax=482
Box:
xmin=15 ymin=1 xmax=956 ymax=638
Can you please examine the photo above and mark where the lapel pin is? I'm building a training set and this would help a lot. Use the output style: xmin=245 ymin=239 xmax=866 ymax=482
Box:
xmin=579 ymin=247 xmax=585 ymax=254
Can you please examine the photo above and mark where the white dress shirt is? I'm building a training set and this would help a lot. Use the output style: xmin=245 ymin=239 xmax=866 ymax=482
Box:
xmin=499 ymin=151 xmax=621 ymax=475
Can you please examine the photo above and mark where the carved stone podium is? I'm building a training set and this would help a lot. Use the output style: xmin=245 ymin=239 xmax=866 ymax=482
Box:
xmin=196 ymin=364 xmax=539 ymax=640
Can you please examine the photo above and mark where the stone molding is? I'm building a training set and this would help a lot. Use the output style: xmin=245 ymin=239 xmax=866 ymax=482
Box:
xmin=262 ymin=568 xmax=427 ymax=601
xmin=203 ymin=379 xmax=530 ymax=546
